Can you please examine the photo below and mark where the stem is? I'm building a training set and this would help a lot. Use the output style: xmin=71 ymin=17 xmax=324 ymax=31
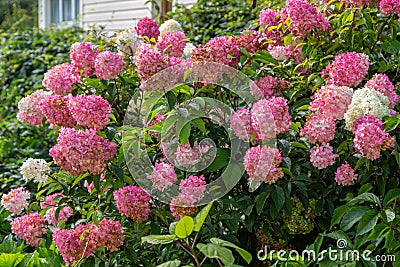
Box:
xmin=216 ymin=258 xmax=223 ymax=267
xmin=174 ymin=240 xmax=201 ymax=267
xmin=371 ymin=16 xmax=392 ymax=51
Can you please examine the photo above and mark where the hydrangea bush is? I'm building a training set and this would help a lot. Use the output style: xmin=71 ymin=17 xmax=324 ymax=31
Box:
xmin=1 ymin=1 xmax=400 ymax=266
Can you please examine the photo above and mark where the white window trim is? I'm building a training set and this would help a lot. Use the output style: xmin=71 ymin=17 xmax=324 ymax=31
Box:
xmin=39 ymin=0 xmax=82 ymax=28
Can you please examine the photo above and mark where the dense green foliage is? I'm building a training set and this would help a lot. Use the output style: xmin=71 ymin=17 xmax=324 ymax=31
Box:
xmin=0 ymin=0 xmax=38 ymax=31
xmin=0 ymin=27 xmax=84 ymax=184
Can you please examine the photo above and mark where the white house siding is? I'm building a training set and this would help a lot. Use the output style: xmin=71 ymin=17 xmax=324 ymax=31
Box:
xmin=82 ymin=0 xmax=152 ymax=31
xmin=174 ymin=0 xmax=196 ymax=7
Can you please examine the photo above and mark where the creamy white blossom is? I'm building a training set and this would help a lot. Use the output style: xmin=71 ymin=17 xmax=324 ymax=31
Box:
xmin=159 ymin=19 xmax=183 ymax=37
xmin=183 ymin=43 xmax=196 ymax=58
xmin=20 ymin=158 xmax=50 ymax=183
xmin=268 ymin=45 xmax=288 ymax=61
xmin=114 ymin=27 xmax=141 ymax=57
xmin=344 ymin=87 xmax=391 ymax=130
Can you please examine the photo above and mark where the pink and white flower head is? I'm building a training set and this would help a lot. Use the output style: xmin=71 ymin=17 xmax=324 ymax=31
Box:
xmin=17 ymin=89 xmax=52 ymax=126
xmin=310 ymin=144 xmax=338 ymax=169
xmin=281 ymin=0 xmax=330 ymax=36
xmin=265 ymin=97 xmax=292 ymax=134
xmin=135 ymin=17 xmax=160 ymax=40
xmin=146 ymin=161 xmax=177 ymax=191
xmin=156 ymin=31 xmax=186 ymax=57
xmin=1 ymin=187 xmax=30 ymax=215
xmin=250 ymin=76 xmax=290 ymax=100
xmin=322 ymin=52 xmax=369 ymax=87
xmin=365 ymin=73 xmax=399 ymax=108
xmin=20 ymin=158 xmax=50 ymax=183
xmin=113 ymin=185 xmax=151 ymax=222
xmin=309 ymin=85 xmax=353 ymax=121
xmin=230 ymin=108 xmax=254 ymax=140
xmin=251 ymin=99 xmax=282 ymax=140
xmin=70 ymin=41 xmax=98 ymax=74
xmin=42 ymin=63 xmax=81 ymax=95
xmin=95 ymin=51 xmax=125 ymax=80
xmin=67 ymin=94 xmax=112 ymax=130
xmin=114 ymin=27 xmax=141 ymax=57
xmin=40 ymin=193 xmax=73 ymax=225
xmin=49 ymin=128 xmax=117 ymax=176
xmin=39 ymin=95 xmax=76 ymax=128
xmin=300 ymin=113 xmax=336 ymax=144
xmin=170 ymin=192 xmax=198 ymax=220
xmin=244 ymin=146 xmax=283 ymax=184
xmin=174 ymin=141 xmax=202 ymax=168
xmin=335 ymin=162 xmax=358 ymax=186
xmin=179 ymin=174 xmax=206 ymax=202
xmin=11 ymin=213 xmax=46 ymax=247
xmin=353 ymin=115 xmax=395 ymax=160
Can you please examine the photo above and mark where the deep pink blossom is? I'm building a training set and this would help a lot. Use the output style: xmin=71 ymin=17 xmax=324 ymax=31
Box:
xmin=42 ymin=63 xmax=81 ymax=95
xmin=179 ymin=174 xmax=206 ymax=202
xmin=135 ymin=17 xmax=160 ymax=40
xmin=39 ymin=95 xmax=76 ymax=127
xmin=40 ymin=193 xmax=73 ymax=225
xmin=146 ymin=161 xmax=177 ymax=191
xmin=70 ymin=41 xmax=98 ymax=74
xmin=250 ymin=76 xmax=290 ymax=100
xmin=113 ymin=185 xmax=151 ymax=222
xmin=230 ymin=108 xmax=254 ymax=140
xmin=135 ymin=48 xmax=167 ymax=82
xmin=95 ymin=219 xmax=124 ymax=252
xmin=156 ymin=31 xmax=186 ymax=57
xmin=49 ymin=128 xmax=117 ymax=176
xmin=310 ymin=144 xmax=338 ymax=169
xmin=94 ymin=51 xmax=125 ymax=80
xmin=379 ymin=0 xmax=400 ymax=14
xmin=300 ymin=113 xmax=336 ymax=144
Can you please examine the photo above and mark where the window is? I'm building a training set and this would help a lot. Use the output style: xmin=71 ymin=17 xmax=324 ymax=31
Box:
xmin=50 ymin=0 xmax=80 ymax=24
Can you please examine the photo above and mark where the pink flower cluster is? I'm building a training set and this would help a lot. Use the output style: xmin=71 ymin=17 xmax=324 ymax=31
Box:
xmin=40 ymin=193 xmax=73 ymax=225
xmin=146 ymin=161 xmax=177 ymax=191
xmin=17 ymin=89 xmax=51 ymax=126
xmin=352 ymin=115 xmax=395 ymax=160
xmin=230 ymin=108 xmax=254 ymax=140
xmin=1 ymin=187 xmax=30 ymax=215
xmin=335 ymin=162 xmax=358 ymax=186
xmin=259 ymin=8 xmax=282 ymax=44
xmin=281 ymin=0 xmax=330 ymax=36
xmin=94 ymin=51 xmax=125 ymax=80
xmin=174 ymin=141 xmax=202 ymax=168
xmin=192 ymin=36 xmax=240 ymax=67
xmin=309 ymin=85 xmax=353 ymax=120
xmin=310 ymin=144 xmax=338 ymax=169
xmin=232 ymin=30 xmax=268 ymax=54
xmin=340 ymin=0 xmax=374 ymax=7
xmin=365 ymin=73 xmax=399 ymax=108
xmin=379 ymin=0 xmax=400 ymax=15
xmin=322 ymin=52 xmax=370 ymax=87
xmin=156 ymin=31 xmax=186 ymax=57
xmin=146 ymin=113 xmax=167 ymax=138
xmin=42 ymin=63 xmax=81 ymax=95
xmin=244 ymin=146 xmax=283 ymax=184
xmin=70 ymin=41 xmax=98 ymax=74
xmin=53 ymin=219 xmax=123 ymax=266
xmin=68 ymin=94 xmax=112 ymax=130
xmin=39 ymin=95 xmax=76 ymax=127
xmin=179 ymin=174 xmax=206 ymax=202
xmin=252 ymin=98 xmax=291 ymax=139
xmin=113 ymin=185 xmax=151 ymax=222
xmin=250 ymin=76 xmax=290 ymax=100
xmin=49 ymin=128 xmax=117 ymax=176
xmin=135 ymin=17 xmax=160 ymax=40
xmin=170 ymin=193 xmax=198 ymax=220
xmin=300 ymin=113 xmax=336 ymax=144
xmin=11 ymin=213 xmax=46 ymax=247
xmin=135 ymin=48 xmax=167 ymax=82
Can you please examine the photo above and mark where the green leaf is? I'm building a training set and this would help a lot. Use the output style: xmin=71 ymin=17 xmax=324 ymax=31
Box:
xmin=340 ymin=206 xmax=370 ymax=231
xmin=194 ymin=202 xmax=213 ymax=232
xmin=175 ymin=216 xmax=194 ymax=238
xmin=255 ymin=191 xmax=270 ymax=215
xmin=347 ymin=193 xmax=381 ymax=208
xmin=383 ymin=188 xmax=400 ymax=207
xmin=169 ymin=222 xmax=178 ymax=235
xmin=384 ymin=115 xmax=400 ymax=132
xmin=192 ymin=118 xmax=207 ymax=133
xmin=330 ymin=205 xmax=349 ymax=229
xmin=197 ymin=243 xmax=235 ymax=266
xmin=0 ymin=253 xmax=25 ymax=267
xmin=384 ymin=229 xmax=394 ymax=249
xmin=367 ymin=224 xmax=389 ymax=240
xmin=178 ymin=123 xmax=191 ymax=145
xmin=357 ymin=209 xmax=379 ymax=236
xmin=272 ymin=185 xmax=285 ymax=211
xmin=141 ymin=235 xmax=176 ymax=245
xmin=210 ymin=238 xmax=252 ymax=264
xmin=156 ymin=260 xmax=181 ymax=267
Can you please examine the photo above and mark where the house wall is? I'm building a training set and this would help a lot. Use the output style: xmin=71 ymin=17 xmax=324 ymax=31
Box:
xmin=82 ymin=0 xmax=152 ymax=31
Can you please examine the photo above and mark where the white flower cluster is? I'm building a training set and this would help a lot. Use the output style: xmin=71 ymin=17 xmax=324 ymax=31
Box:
xmin=20 ymin=158 xmax=50 ymax=183
xmin=268 ymin=45 xmax=288 ymax=61
xmin=344 ymin=87 xmax=391 ymax=130
xmin=114 ymin=27 xmax=141 ymax=57
xmin=159 ymin=19 xmax=182 ymax=37
xmin=183 ymin=43 xmax=196 ymax=58
xmin=17 ymin=90 xmax=51 ymax=113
